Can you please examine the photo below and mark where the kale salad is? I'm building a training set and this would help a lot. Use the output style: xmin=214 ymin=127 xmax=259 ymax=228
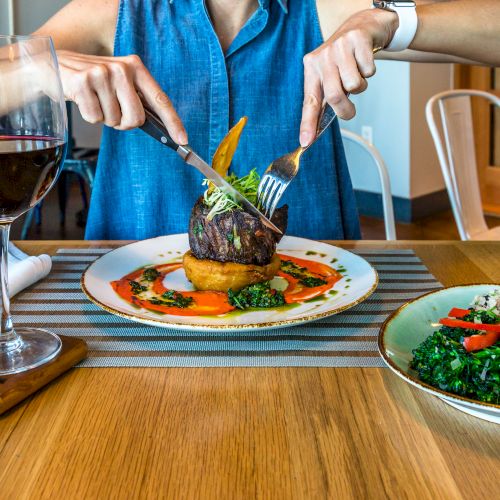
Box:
xmin=410 ymin=291 xmax=500 ymax=404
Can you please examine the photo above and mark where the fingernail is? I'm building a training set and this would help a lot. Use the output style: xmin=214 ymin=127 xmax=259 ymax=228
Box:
xmin=300 ymin=130 xmax=312 ymax=147
xmin=177 ymin=131 xmax=188 ymax=145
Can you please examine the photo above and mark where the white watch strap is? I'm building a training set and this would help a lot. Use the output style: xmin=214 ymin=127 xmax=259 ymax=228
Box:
xmin=385 ymin=4 xmax=418 ymax=52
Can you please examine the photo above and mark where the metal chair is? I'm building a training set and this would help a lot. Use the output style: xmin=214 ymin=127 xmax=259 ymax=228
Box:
xmin=341 ymin=129 xmax=397 ymax=240
xmin=426 ymin=89 xmax=500 ymax=241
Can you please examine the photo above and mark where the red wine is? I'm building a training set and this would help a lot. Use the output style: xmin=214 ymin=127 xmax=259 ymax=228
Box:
xmin=0 ymin=137 xmax=66 ymax=220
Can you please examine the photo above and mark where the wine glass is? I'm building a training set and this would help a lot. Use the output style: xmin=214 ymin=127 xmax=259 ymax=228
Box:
xmin=0 ymin=35 xmax=68 ymax=374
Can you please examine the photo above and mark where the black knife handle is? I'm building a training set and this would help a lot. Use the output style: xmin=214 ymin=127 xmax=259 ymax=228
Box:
xmin=140 ymin=106 xmax=180 ymax=152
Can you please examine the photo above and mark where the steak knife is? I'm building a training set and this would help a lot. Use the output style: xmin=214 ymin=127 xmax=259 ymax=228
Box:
xmin=140 ymin=107 xmax=282 ymax=235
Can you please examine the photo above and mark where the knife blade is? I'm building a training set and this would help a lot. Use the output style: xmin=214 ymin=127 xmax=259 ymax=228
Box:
xmin=139 ymin=106 xmax=282 ymax=234
xmin=178 ymin=145 xmax=282 ymax=234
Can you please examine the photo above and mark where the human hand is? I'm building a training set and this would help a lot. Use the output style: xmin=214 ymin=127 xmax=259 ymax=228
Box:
xmin=299 ymin=8 xmax=398 ymax=146
xmin=57 ymin=51 xmax=188 ymax=143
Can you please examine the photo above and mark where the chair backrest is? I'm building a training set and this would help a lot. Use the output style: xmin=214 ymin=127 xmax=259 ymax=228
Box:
xmin=426 ymin=89 xmax=500 ymax=240
xmin=340 ymin=129 xmax=396 ymax=240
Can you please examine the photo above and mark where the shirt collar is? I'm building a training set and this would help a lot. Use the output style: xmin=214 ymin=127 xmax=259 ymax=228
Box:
xmin=278 ymin=0 xmax=288 ymax=13
xmin=259 ymin=0 xmax=288 ymax=13
xmin=179 ymin=1 xmax=287 ymax=13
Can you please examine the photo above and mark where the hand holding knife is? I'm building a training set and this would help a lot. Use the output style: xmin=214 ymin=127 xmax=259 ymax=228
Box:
xmin=139 ymin=107 xmax=282 ymax=234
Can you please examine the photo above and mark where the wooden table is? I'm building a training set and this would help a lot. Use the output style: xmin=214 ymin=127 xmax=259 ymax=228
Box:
xmin=1 ymin=241 xmax=499 ymax=499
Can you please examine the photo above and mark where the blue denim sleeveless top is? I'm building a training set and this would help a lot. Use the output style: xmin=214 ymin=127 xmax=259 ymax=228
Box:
xmin=85 ymin=0 xmax=361 ymax=240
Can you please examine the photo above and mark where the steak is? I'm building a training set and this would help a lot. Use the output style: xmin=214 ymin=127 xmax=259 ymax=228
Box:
xmin=188 ymin=196 xmax=288 ymax=265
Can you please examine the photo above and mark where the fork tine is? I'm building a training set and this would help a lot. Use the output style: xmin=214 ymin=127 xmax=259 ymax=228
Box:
xmin=257 ymin=146 xmax=304 ymax=219
xmin=257 ymin=175 xmax=271 ymax=202
xmin=256 ymin=177 xmax=269 ymax=210
xmin=258 ymin=176 xmax=277 ymax=213
xmin=262 ymin=179 xmax=282 ymax=216
xmin=267 ymin=181 xmax=288 ymax=219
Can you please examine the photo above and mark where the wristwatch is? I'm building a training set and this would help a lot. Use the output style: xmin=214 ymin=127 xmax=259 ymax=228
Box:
xmin=372 ymin=1 xmax=418 ymax=52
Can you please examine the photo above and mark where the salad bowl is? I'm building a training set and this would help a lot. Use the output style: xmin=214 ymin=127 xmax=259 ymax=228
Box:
xmin=379 ymin=284 xmax=500 ymax=424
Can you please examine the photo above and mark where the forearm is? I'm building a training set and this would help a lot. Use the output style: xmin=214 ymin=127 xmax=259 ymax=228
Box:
xmin=32 ymin=0 xmax=117 ymax=56
xmin=410 ymin=0 xmax=500 ymax=65
xmin=300 ymin=0 xmax=497 ymax=130
xmin=380 ymin=49 xmax=482 ymax=65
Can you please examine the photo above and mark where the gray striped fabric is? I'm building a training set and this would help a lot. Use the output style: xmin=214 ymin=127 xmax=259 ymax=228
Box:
xmin=10 ymin=248 xmax=442 ymax=368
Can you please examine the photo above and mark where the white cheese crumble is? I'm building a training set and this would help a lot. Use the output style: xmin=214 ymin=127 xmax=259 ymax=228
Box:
xmin=470 ymin=290 xmax=500 ymax=315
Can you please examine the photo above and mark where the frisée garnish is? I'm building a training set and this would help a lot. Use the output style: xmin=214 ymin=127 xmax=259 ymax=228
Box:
xmin=202 ymin=168 xmax=260 ymax=221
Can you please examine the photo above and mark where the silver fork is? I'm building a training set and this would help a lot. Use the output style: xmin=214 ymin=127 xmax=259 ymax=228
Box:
xmin=256 ymin=104 xmax=340 ymax=219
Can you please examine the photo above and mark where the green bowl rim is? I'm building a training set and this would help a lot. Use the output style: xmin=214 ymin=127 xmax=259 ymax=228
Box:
xmin=378 ymin=283 xmax=500 ymax=411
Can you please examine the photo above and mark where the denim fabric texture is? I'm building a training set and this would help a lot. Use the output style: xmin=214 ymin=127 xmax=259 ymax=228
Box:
xmin=85 ymin=0 xmax=361 ymax=240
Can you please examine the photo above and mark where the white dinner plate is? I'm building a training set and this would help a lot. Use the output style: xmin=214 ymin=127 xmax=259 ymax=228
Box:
xmin=82 ymin=234 xmax=378 ymax=332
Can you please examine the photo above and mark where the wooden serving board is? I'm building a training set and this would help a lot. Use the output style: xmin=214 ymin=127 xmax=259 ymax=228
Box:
xmin=0 ymin=335 xmax=87 ymax=415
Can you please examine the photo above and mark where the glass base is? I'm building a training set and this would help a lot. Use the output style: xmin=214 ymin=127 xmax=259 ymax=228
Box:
xmin=0 ymin=328 xmax=62 ymax=375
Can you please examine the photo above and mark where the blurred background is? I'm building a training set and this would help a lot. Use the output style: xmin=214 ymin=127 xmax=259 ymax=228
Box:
xmin=1 ymin=0 xmax=499 ymax=240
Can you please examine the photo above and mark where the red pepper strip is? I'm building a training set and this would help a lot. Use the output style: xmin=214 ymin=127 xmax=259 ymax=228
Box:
xmin=439 ymin=317 xmax=500 ymax=333
xmin=448 ymin=308 xmax=470 ymax=319
xmin=462 ymin=332 xmax=499 ymax=352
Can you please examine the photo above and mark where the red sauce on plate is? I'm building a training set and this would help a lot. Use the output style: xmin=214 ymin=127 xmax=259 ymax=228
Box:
xmin=277 ymin=254 xmax=342 ymax=303
xmin=111 ymin=255 xmax=342 ymax=316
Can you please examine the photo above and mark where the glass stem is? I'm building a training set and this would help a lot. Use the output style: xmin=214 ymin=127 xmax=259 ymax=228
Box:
xmin=0 ymin=223 xmax=17 ymax=349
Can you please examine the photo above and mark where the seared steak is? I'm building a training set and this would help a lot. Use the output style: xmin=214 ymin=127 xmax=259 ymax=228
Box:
xmin=188 ymin=196 xmax=288 ymax=265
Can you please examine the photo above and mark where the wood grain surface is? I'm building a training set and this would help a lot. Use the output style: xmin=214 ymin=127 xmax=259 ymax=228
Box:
xmin=0 ymin=241 xmax=498 ymax=500
xmin=0 ymin=335 xmax=88 ymax=415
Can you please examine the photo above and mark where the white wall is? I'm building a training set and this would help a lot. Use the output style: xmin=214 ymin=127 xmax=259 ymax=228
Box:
xmin=10 ymin=0 xmax=68 ymax=33
xmin=0 ymin=1 xmax=11 ymax=34
xmin=2 ymin=0 xmax=102 ymax=148
xmin=409 ymin=63 xmax=451 ymax=198
xmin=343 ymin=61 xmax=411 ymax=199
xmin=343 ymin=60 xmax=453 ymax=200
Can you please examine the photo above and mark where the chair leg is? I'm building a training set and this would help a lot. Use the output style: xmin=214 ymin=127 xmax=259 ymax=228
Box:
xmin=34 ymin=203 xmax=43 ymax=226
xmin=75 ymin=161 xmax=96 ymax=228
xmin=77 ymin=176 xmax=89 ymax=211
xmin=58 ymin=159 xmax=96 ymax=230
xmin=82 ymin=161 xmax=95 ymax=191
xmin=78 ymin=161 xmax=95 ymax=192
xmin=20 ymin=210 xmax=35 ymax=240
xmin=58 ymin=171 xmax=69 ymax=226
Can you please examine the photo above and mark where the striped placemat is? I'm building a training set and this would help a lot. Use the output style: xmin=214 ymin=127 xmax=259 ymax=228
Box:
xmin=11 ymin=248 xmax=442 ymax=368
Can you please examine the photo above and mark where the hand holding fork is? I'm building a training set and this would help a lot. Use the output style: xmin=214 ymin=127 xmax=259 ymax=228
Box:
xmin=257 ymin=103 xmax=339 ymax=219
